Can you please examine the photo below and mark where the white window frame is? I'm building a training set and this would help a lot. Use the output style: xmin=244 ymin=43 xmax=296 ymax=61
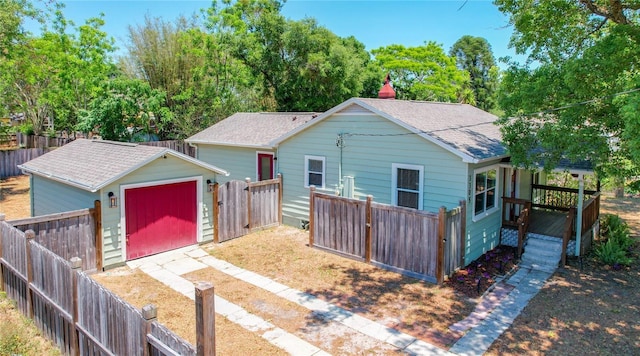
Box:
xmin=304 ymin=155 xmax=325 ymax=189
xmin=391 ymin=163 xmax=424 ymax=210
xmin=472 ymin=165 xmax=499 ymax=221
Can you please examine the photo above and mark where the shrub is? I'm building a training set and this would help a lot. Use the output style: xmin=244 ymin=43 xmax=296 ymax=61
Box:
xmin=596 ymin=214 xmax=635 ymax=267
xmin=595 ymin=239 xmax=633 ymax=266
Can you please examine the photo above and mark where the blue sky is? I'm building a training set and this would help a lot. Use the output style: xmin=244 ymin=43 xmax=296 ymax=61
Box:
xmin=33 ymin=0 xmax=523 ymax=66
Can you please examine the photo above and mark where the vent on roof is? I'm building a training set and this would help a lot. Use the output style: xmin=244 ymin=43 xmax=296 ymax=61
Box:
xmin=378 ymin=73 xmax=396 ymax=99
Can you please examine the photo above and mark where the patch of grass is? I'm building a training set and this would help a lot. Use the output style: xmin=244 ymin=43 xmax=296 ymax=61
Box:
xmin=0 ymin=292 xmax=60 ymax=355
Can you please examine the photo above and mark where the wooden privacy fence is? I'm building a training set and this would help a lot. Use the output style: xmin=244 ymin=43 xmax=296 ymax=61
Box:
xmin=309 ymin=188 xmax=465 ymax=284
xmin=213 ymin=175 xmax=283 ymax=243
xmin=0 ymin=147 xmax=50 ymax=178
xmin=139 ymin=140 xmax=196 ymax=158
xmin=15 ymin=132 xmax=73 ymax=149
xmin=8 ymin=201 xmax=103 ymax=272
xmin=0 ymin=218 xmax=216 ymax=355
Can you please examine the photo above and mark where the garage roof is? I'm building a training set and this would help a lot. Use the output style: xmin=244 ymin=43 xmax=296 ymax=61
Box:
xmin=19 ymin=139 xmax=229 ymax=192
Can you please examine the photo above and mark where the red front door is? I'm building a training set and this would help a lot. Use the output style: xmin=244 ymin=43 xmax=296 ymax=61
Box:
xmin=258 ymin=153 xmax=274 ymax=181
xmin=125 ymin=180 xmax=197 ymax=260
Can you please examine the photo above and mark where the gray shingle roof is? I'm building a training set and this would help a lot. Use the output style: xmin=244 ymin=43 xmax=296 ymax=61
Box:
xmin=186 ymin=112 xmax=319 ymax=147
xmin=355 ymin=98 xmax=506 ymax=161
xmin=19 ymin=139 xmax=228 ymax=192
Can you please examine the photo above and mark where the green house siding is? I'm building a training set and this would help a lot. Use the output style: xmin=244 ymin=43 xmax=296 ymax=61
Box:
xmin=278 ymin=113 xmax=468 ymax=227
xmin=31 ymin=175 xmax=99 ymax=216
xmin=100 ymin=155 xmax=217 ymax=268
xmin=463 ymin=161 xmax=503 ymax=265
xmin=197 ymin=145 xmax=273 ymax=183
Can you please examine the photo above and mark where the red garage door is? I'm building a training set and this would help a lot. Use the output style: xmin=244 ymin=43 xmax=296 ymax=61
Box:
xmin=125 ymin=180 xmax=197 ymax=260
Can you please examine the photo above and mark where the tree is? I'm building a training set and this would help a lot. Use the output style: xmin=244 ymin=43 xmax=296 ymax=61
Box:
xmin=208 ymin=0 xmax=369 ymax=112
xmin=78 ymin=78 xmax=172 ymax=141
xmin=450 ymin=35 xmax=499 ymax=111
xmin=371 ymin=42 xmax=472 ymax=102
xmin=495 ymin=0 xmax=640 ymax=184
xmin=1 ymin=4 xmax=116 ymax=134
xmin=124 ymin=15 xmax=263 ymax=138
xmin=0 ymin=0 xmax=42 ymax=117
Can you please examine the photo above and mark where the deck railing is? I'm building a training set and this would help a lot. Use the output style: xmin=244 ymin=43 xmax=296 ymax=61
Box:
xmin=581 ymin=192 xmax=601 ymax=233
xmin=531 ymin=184 xmax=597 ymax=211
xmin=502 ymin=197 xmax=532 ymax=228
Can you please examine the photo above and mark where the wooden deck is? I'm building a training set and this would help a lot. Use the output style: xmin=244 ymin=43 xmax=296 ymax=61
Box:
xmin=528 ymin=209 xmax=571 ymax=238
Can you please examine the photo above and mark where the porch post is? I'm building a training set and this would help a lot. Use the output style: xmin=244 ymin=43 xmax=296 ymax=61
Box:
xmin=575 ymin=173 xmax=584 ymax=256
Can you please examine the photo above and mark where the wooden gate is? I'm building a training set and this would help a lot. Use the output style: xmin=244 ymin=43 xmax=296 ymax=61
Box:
xmin=216 ymin=180 xmax=250 ymax=242
xmin=213 ymin=176 xmax=283 ymax=243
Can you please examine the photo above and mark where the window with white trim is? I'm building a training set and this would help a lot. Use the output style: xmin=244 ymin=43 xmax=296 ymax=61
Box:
xmin=304 ymin=155 xmax=325 ymax=188
xmin=391 ymin=163 xmax=423 ymax=210
xmin=474 ymin=166 xmax=498 ymax=217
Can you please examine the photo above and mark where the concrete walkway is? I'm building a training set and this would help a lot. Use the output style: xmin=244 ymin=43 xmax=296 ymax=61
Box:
xmin=449 ymin=267 xmax=553 ymax=355
xmin=127 ymin=245 xmax=553 ymax=356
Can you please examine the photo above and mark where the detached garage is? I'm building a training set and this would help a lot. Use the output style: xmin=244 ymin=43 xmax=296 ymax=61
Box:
xmin=19 ymin=139 xmax=229 ymax=269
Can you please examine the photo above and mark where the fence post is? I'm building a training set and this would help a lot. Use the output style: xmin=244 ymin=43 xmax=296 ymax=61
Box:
xmin=245 ymin=178 xmax=252 ymax=230
xmin=142 ymin=304 xmax=158 ymax=356
xmin=0 ymin=214 xmax=4 ymax=292
xmin=459 ymin=200 xmax=466 ymax=267
xmin=70 ymin=257 xmax=82 ymax=356
xmin=93 ymin=200 xmax=103 ymax=271
xmin=309 ymin=186 xmax=316 ymax=247
xmin=277 ymin=173 xmax=283 ymax=225
xmin=436 ymin=207 xmax=446 ymax=285
xmin=365 ymin=195 xmax=373 ymax=263
xmin=25 ymin=229 xmax=35 ymax=318
xmin=195 ymin=282 xmax=215 ymax=356
xmin=213 ymin=182 xmax=219 ymax=243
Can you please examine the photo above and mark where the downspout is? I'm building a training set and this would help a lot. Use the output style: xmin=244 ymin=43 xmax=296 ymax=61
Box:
xmin=275 ymin=146 xmax=280 ymax=175
xmin=575 ymin=173 xmax=584 ymax=256
xmin=336 ymin=133 xmax=345 ymax=195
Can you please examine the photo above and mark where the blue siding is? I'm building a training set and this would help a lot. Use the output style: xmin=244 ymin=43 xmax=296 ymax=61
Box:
xmin=197 ymin=145 xmax=273 ymax=183
xmin=278 ymin=113 xmax=468 ymax=227
xmin=463 ymin=161 xmax=503 ymax=265
xmin=31 ymin=175 xmax=99 ymax=216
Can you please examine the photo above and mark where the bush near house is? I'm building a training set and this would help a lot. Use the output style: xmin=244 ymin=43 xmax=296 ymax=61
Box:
xmin=595 ymin=214 xmax=635 ymax=267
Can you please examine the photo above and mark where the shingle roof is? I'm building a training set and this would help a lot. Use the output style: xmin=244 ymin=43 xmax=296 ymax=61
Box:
xmin=355 ymin=98 xmax=506 ymax=161
xmin=186 ymin=112 xmax=319 ymax=147
xmin=273 ymin=98 xmax=506 ymax=163
xmin=19 ymin=139 xmax=228 ymax=192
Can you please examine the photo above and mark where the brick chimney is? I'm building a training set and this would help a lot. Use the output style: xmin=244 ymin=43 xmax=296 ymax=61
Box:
xmin=378 ymin=73 xmax=395 ymax=99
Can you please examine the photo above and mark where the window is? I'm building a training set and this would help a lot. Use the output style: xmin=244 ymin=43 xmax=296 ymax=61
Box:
xmin=304 ymin=155 xmax=325 ymax=188
xmin=474 ymin=167 xmax=498 ymax=217
xmin=392 ymin=163 xmax=423 ymax=210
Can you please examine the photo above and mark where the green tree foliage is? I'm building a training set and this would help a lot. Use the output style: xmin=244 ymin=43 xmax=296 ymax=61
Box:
xmin=1 ymin=3 xmax=116 ymax=134
xmin=78 ymin=78 xmax=172 ymax=141
xmin=495 ymin=0 xmax=640 ymax=180
xmin=123 ymin=15 xmax=263 ymax=138
xmin=208 ymin=0 xmax=369 ymax=112
xmin=371 ymin=42 xmax=472 ymax=102
xmin=450 ymin=35 xmax=499 ymax=111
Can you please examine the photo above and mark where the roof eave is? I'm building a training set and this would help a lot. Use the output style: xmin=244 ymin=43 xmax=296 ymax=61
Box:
xmin=185 ymin=140 xmax=274 ymax=150
xmin=18 ymin=165 xmax=99 ymax=192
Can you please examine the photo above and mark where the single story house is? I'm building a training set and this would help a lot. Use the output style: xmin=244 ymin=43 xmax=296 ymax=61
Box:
xmin=19 ymin=139 xmax=228 ymax=269
xmin=189 ymin=84 xmax=599 ymax=266
xmin=185 ymin=112 xmax=319 ymax=183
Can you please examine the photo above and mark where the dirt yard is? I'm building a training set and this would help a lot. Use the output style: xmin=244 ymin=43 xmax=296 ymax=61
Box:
xmin=0 ymin=175 xmax=31 ymax=220
xmin=3 ymin=175 xmax=640 ymax=354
